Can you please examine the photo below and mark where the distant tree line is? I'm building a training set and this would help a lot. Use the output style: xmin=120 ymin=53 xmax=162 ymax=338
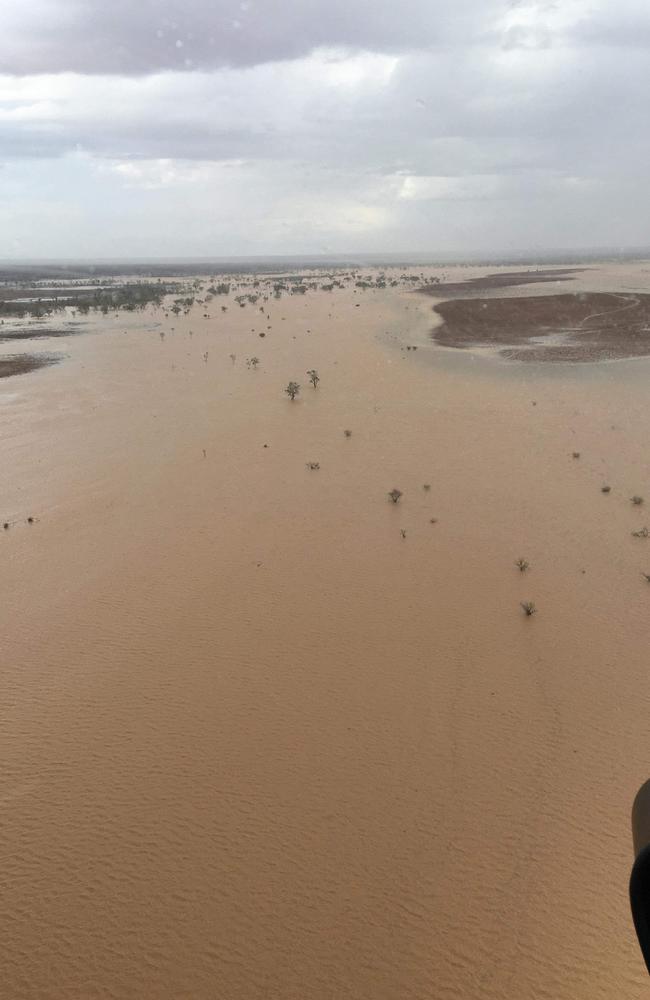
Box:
xmin=0 ymin=282 xmax=179 ymax=319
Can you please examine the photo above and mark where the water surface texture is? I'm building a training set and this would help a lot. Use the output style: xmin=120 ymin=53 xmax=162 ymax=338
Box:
xmin=1 ymin=264 xmax=649 ymax=998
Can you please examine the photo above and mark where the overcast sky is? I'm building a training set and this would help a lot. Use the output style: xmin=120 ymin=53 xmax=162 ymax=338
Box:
xmin=1 ymin=0 xmax=648 ymax=259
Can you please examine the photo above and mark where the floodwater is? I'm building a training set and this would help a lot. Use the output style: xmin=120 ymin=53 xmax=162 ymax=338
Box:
xmin=1 ymin=265 xmax=649 ymax=998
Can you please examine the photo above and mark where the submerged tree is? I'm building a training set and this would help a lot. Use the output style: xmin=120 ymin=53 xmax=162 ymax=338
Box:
xmin=520 ymin=601 xmax=537 ymax=616
xmin=285 ymin=381 xmax=300 ymax=401
xmin=388 ymin=488 xmax=403 ymax=504
xmin=307 ymin=369 xmax=320 ymax=388
xmin=632 ymin=495 xmax=645 ymax=506
xmin=515 ymin=558 xmax=530 ymax=572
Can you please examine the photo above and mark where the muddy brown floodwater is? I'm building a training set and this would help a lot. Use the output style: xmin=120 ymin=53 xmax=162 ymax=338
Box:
xmin=1 ymin=263 xmax=650 ymax=999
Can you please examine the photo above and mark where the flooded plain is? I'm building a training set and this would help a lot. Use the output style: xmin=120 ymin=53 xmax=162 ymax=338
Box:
xmin=1 ymin=263 xmax=650 ymax=998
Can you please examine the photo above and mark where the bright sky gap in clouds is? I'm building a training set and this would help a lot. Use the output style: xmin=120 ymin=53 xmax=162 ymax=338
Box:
xmin=1 ymin=0 xmax=649 ymax=258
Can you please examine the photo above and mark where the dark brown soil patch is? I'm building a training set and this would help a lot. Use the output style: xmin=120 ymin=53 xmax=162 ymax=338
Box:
xmin=0 ymin=326 xmax=84 ymax=342
xmin=0 ymin=354 xmax=61 ymax=378
xmin=432 ymin=292 xmax=650 ymax=362
xmin=421 ymin=268 xmax=582 ymax=299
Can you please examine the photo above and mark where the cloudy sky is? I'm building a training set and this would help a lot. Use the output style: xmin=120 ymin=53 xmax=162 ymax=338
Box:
xmin=1 ymin=0 xmax=648 ymax=259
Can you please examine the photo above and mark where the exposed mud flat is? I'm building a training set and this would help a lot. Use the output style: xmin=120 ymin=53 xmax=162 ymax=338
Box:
xmin=431 ymin=291 xmax=650 ymax=362
xmin=1 ymin=264 xmax=650 ymax=999
xmin=0 ymin=325 xmax=85 ymax=342
xmin=421 ymin=266 xmax=583 ymax=298
xmin=0 ymin=353 xmax=60 ymax=377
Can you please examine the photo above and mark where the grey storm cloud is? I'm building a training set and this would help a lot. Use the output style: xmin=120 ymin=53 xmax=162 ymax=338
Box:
xmin=3 ymin=0 xmax=649 ymax=77
xmin=3 ymin=0 xmax=486 ymax=75
xmin=2 ymin=0 xmax=650 ymax=256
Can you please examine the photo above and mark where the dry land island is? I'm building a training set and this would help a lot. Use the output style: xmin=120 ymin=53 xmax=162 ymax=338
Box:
xmin=423 ymin=268 xmax=650 ymax=361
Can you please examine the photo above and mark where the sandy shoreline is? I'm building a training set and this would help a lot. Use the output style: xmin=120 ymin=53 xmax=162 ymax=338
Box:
xmin=1 ymin=263 xmax=649 ymax=998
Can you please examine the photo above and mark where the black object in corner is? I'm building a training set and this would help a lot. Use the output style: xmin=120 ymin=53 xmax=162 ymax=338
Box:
xmin=630 ymin=779 xmax=650 ymax=974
